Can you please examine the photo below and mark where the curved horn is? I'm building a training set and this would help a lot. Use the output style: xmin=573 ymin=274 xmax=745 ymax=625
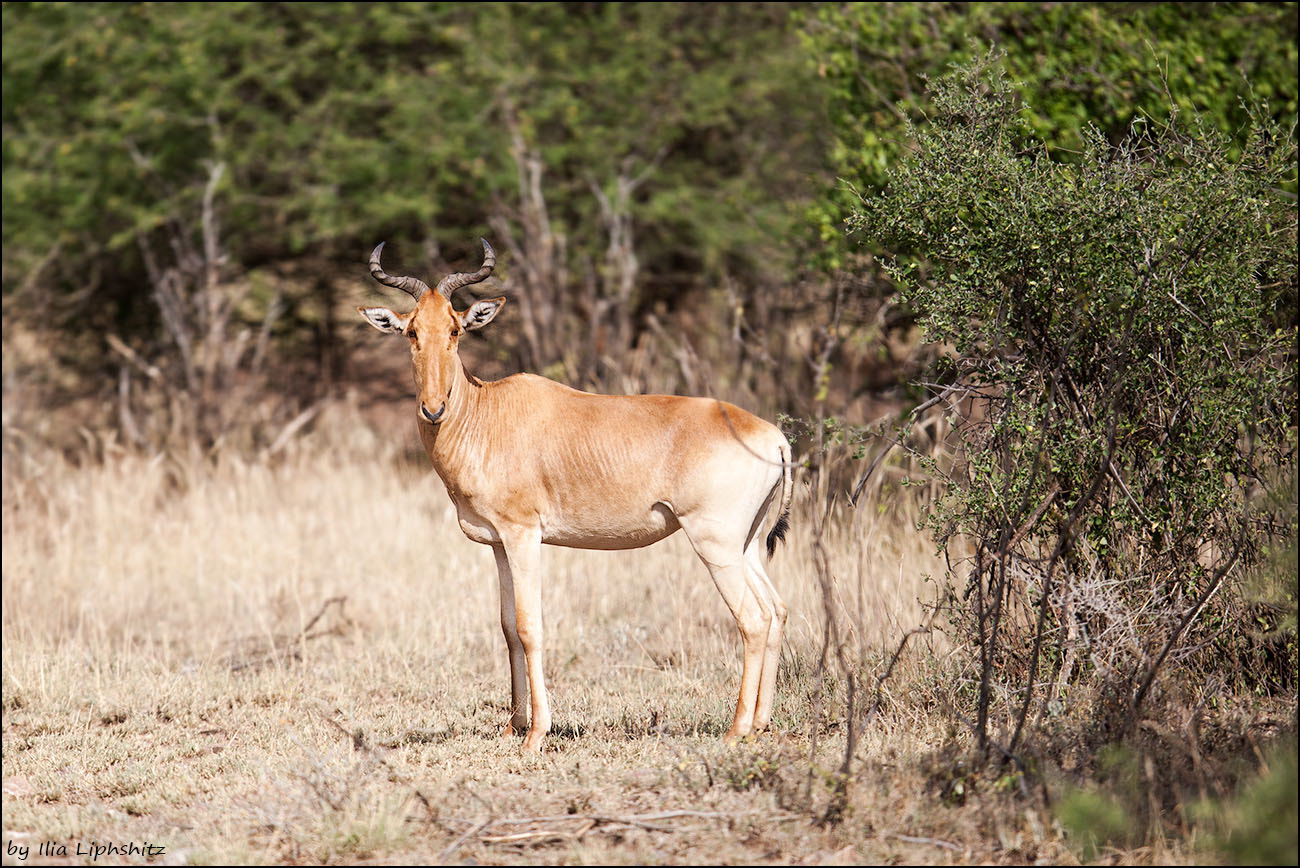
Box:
xmin=436 ymin=238 xmax=496 ymax=299
xmin=368 ymin=242 xmax=431 ymax=300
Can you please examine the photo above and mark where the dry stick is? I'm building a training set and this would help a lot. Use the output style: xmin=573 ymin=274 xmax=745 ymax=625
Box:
xmin=978 ymin=535 xmax=1010 ymax=755
xmin=849 ymin=439 xmax=900 ymax=507
xmin=811 ymin=286 xmax=859 ymax=826
xmin=486 ymin=809 xmax=783 ymax=826
xmin=481 ymin=822 xmax=597 ymax=845
xmin=463 ymin=809 xmax=795 ymax=851
xmin=971 ymin=528 xmax=992 ymax=753
xmin=805 ymin=495 xmax=841 ymax=813
xmin=435 ymin=818 xmax=493 ymax=864
xmin=116 ymin=368 xmax=146 ymax=449
xmin=518 ymin=817 xmax=674 ymax=837
xmin=966 ymin=360 xmax=1055 ymax=753
xmin=301 ymin=595 xmax=347 ymax=635
xmin=1128 ymin=533 xmax=1243 ymax=724
xmin=821 ymin=553 xmax=935 ymax=826
xmin=804 ymin=429 xmax=837 ymax=808
xmin=226 ymin=596 xmax=349 ymax=671
xmin=847 ymin=382 xmax=972 ymax=509
xmin=817 ymin=611 xmax=941 ymax=825
xmin=1007 ymin=483 xmax=1062 ymax=553
xmin=820 ymin=670 xmax=856 ymax=826
xmin=107 ymin=333 xmax=166 ymax=451
xmin=860 ymin=616 xmax=938 ymax=730
xmin=106 ymin=333 xmax=166 ymax=383
xmin=1107 ymin=459 xmax=1154 ymax=526
xmin=248 ymin=287 xmax=283 ymax=377
xmin=852 ymin=422 xmax=962 ymax=508
xmin=886 ymin=832 xmax=962 ymax=852
xmin=979 ymin=372 xmax=1062 ymax=754
xmin=263 ymin=401 xmax=324 ymax=458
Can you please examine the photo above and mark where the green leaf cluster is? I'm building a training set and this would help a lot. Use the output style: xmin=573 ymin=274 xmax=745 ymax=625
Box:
xmin=801 ymin=2 xmax=1299 ymax=268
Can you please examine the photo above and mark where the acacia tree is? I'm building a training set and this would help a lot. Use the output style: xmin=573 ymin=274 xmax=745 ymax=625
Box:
xmin=2 ymin=4 xmax=824 ymax=419
xmin=852 ymin=52 xmax=1297 ymax=758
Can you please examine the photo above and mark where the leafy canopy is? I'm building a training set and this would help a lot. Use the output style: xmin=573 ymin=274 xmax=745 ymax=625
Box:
xmin=802 ymin=2 xmax=1299 ymax=266
xmin=2 ymin=3 xmax=822 ymax=324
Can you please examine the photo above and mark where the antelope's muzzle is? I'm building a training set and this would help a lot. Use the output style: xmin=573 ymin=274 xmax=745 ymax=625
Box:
xmin=421 ymin=402 xmax=446 ymax=425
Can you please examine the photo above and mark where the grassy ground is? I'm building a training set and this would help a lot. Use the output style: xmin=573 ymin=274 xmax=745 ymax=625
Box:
xmin=0 ymin=404 xmax=1280 ymax=865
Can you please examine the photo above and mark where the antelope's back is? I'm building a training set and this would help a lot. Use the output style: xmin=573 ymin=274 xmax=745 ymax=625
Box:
xmin=499 ymin=378 xmax=784 ymax=532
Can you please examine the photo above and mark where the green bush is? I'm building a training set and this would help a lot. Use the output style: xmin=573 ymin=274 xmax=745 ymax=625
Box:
xmin=850 ymin=49 xmax=1297 ymax=751
xmin=1213 ymin=748 xmax=1299 ymax=866
xmin=1057 ymin=745 xmax=1299 ymax=864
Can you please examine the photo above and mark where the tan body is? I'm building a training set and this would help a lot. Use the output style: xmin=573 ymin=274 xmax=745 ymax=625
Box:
xmin=360 ymin=241 xmax=792 ymax=753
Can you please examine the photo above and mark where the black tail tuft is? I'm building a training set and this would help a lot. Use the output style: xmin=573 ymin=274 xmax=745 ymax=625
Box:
xmin=765 ymin=511 xmax=790 ymax=559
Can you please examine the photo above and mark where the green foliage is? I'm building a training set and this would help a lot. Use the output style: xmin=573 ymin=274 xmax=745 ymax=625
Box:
xmin=2 ymin=3 xmax=822 ymax=335
xmin=1246 ymin=464 xmax=1300 ymax=629
xmin=779 ymin=412 xmax=874 ymax=462
xmin=801 ymin=1 xmax=1299 ymax=267
xmin=1058 ymin=744 xmax=1299 ymax=865
xmin=1056 ymin=784 xmax=1135 ymax=862
xmin=1210 ymin=747 xmax=1299 ymax=866
xmin=851 ymin=50 xmax=1297 ymax=742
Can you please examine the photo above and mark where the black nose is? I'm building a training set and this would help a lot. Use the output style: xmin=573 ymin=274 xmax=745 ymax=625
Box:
xmin=420 ymin=403 xmax=445 ymax=424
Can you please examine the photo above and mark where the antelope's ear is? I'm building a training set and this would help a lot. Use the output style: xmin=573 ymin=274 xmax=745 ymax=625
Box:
xmin=357 ymin=306 xmax=410 ymax=334
xmin=459 ymin=296 xmax=506 ymax=332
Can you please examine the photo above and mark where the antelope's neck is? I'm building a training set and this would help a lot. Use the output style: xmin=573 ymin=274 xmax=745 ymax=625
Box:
xmin=419 ymin=362 xmax=491 ymax=497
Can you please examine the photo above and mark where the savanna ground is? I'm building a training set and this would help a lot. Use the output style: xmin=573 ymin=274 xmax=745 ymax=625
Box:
xmin=5 ymin=398 xmax=1290 ymax=866
xmin=3 ymin=396 xmax=1069 ymax=866
xmin=3 ymin=5 xmax=1296 ymax=864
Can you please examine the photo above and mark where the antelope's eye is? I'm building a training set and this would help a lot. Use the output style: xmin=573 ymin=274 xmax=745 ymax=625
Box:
xmin=450 ymin=327 xmax=460 ymax=338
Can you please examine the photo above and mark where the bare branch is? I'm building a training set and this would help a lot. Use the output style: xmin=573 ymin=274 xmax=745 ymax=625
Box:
xmin=263 ymin=402 xmax=324 ymax=458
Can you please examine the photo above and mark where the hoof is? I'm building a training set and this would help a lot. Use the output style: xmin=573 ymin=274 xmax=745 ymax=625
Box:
xmin=723 ymin=725 xmax=754 ymax=743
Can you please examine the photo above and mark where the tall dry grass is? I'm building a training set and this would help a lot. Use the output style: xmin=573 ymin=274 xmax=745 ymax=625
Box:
xmin=2 ymin=399 xmax=938 ymax=708
xmin=7 ymin=400 xmax=1024 ymax=864
xmin=14 ymin=397 xmax=1272 ymax=865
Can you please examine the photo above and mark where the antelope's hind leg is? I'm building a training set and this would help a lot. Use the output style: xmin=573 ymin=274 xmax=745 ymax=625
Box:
xmin=679 ymin=519 xmax=775 ymax=740
xmin=745 ymin=539 xmax=787 ymax=732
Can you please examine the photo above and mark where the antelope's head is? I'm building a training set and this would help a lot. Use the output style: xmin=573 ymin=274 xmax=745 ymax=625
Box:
xmin=358 ymin=239 xmax=505 ymax=424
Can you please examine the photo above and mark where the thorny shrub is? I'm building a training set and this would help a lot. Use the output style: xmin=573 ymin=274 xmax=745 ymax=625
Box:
xmin=851 ymin=50 xmax=1297 ymax=759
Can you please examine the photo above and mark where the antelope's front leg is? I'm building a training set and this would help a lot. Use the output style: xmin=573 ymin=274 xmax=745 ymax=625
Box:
xmin=492 ymin=544 xmax=529 ymax=737
xmin=500 ymin=527 xmax=550 ymax=753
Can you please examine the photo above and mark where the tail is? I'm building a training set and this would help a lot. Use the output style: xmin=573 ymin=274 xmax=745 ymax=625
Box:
xmin=765 ymin=440 xmax=793 ymax=559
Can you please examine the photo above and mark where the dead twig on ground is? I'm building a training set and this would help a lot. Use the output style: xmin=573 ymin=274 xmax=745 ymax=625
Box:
xmin=223 ymin=596 xmax=351 ymax=672
xmin=884 ymin=831 xmax=963 ymax=851
xmin=435 ymin=808 xmax=801 ymax=858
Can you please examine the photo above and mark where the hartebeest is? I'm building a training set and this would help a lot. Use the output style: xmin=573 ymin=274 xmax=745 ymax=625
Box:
xmin=358 ymin=239 xmax=793 ymax=753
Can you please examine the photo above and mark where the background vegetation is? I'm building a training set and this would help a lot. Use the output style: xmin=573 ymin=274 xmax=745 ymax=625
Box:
xmin=4 ymin=2 xmax=1296 ymax=864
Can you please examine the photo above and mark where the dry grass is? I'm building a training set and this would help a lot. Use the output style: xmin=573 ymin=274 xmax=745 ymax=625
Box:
xmin=0 ymin=402 xmax=1153 ymax=865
